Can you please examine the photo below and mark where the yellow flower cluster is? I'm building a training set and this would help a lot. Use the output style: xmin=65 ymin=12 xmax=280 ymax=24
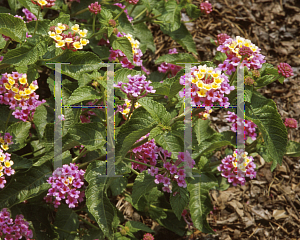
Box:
xmin=232 ymin=151 xmax=251 ymax=172
xmin=3 ymin=74 xmax=38 ymax=101
xmin=124 ymin=34 xmax=140 ymax=55
xmin=191 ymin=65 xmax=225 ymax=97
xmin=121 ymin=99 xmax=141 ymax=118
xmin=225 ymin=36 xmax=259 ymax=60
xmin=48 ymin=23 xmax=89 ymax=50
xmin=0 ymin=151 xmax=13 ymax=177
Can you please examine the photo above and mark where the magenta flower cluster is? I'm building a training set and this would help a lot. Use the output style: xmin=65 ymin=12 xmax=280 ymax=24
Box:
xmin=0 ymin=72 xmax=46 ymax=122
xmin=215 ymin=33 xmax=230 ymax=45
xmin=217 ymin=149 xmax=256 ymax=186
xmin=158 ymin=48 xmax=183 ymax=78
xmin=114 ymin=74 xmax=155 ymax=99
xmin=0 ymin=208 xmax=33 ymax=240
xmin=88 ymin=2 xmax=101 ymax=15
xmin=200 ymin=1 xmax=213 ymax=15
xmin=284 ymin=118 xmax=297 ymax=129
xmin=126 ymin=0 xmax=139 ymax=4
xmin=216 ymin=36 xmax=266 ymax=75
xmin=178 ymin=65 xmax=235 ymax=110
xmin=143 ymin=233 xmax=154 ymax=240
xmin=181 ymin=209 xmax=194 ymax=230
xmin=22 ymin=8 xmax=37 ymax=22
xmin=44 ymin=163 xmax=85 ymax=208
xmin=0 ymin=149 xmax=14 ymax=189
xmin=226 ymin=111 xmax=258 ymax=141
xmin=277 ymin=63 xmax=294 ymax=78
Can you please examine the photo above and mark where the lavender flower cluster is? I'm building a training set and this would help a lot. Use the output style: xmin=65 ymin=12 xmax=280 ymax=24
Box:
xmin=158 ymin=48 xmax=183 ymax=78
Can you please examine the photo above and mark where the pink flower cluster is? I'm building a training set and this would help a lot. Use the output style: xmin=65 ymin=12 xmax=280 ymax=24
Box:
xmin=200 ymin=1 xmax=213 ymax=15
xmin=215 ymin=33 xmax=231 ymax=45
xmin=0 ymin=148 xmax=14 ymax=189
xmin=0 ymin=208 xmax=33 ymax=240
xmin=277 ymin=63 xmax=294 ymax=78
xmin=178 ymin=65 xmax=235 ymax=110
xmin=226 ymin=111 xmax=257 ymax=141
xmin=114 ymin=74 xmax=155 ymax=99
xmin=217 ymin=149 xmax=256 ymax=186
xmin=22 ymin=8 xmax=37 ymax=22
xmin=68 ymin=0 xmax=80 ymax=2
xmin=284 ymin=118 xmax=297 ymax=128
xmin=182 ymin=209 xmax=194 ymax=230
xmin=88 ymin=2 xmax=101 ymax=15
xmin=45 ymin=0 xmax=56 ymax=8
xmin=44 ymin=163 xmax=85 ymax=208
xmin=114 ymin=3 xmax=133 ymax=22
xmin=0 ymin=72 xmax=46 ymax=122
xmin=143 ymin=233 xmax=154 ymax=240
xmin=126 ymin=0 xmax=139 ymax=4
xmin=216 ymin=36 xmax=266 ymax=75
xmin=158 ymin=48 xmax=183 ymax=78
xmin=0 ymin=132 xmax=13 ymax=152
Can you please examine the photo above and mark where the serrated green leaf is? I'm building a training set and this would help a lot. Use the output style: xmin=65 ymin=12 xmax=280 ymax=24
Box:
xmin=0 ymin=34 xmax=6 ymax=48
xmin=17 ymin=0 xmax=40 ymax=17
xmin=85 ymin=160 xmax=115 ymax=239
xmin=62 ymin=107 xmax=81 ymax=136
xmin=245 ymin=91 xmax=288 ymax=168
xmin=132 ymin=172 xmax=156 ymax=205
xmin=214 ymin=51 xmax=227 ymax=62
xmin=2 ymin=35 xmax=48 ymax=66
xmin=170 ymin=182 xmax=189 ymax=220
xmin=160 ymin=0 xmax=182 ymax=32
xmin=155 ymin=132 xmax=183 ymax=159
xmin=155 ymin=53 xmax=197 ymax=64
xmin=11 ymin=153 xmax=32 ymax=170
xmin=185 ymin=3 xmax=201 ymax=19
xmin=111 ymin=36 xmax=133 ymax=64
xmin=67 ymin=86 xmax=101 ymax=105
xmin=54 ymin=205 xmax=79 ymax=240
xmin=126 ymin=221 xmax=155 ymax=233
xmin=149 ymin=126 xmax=164 ymax=139
xmin=49 ymin=12 xmax=70 ymax=26
xmin=133 ymin=23 xmax=155 ymax=53
xmin=0 ymin=13 xmax=27 ymax=42
xmin=26 ymin=20 xmax=51 ymax=35
xmin=194 ymin=119 xmax=217 ymax=145
xmin=7 ymin=0 xmax=22 ymax=14
xmin=0 ymin=161 xmax=52 ymax=209
xmin=255 ymin=75 xmax=276 ymax=88
xmin=6 ymin=121 xmax=31 ymax=152
xmin=99 ymin=8 xmax=113 ymax=25
xmin=156 ymin=211 xmax=186 ymax=236
xmin=108 ymin=177 xmax=128 ymax=196
xmin=244 ymin=85 xmax=252 ymax=103
xmin=187 ymin=173 xmax=218 ymax=233
xmin=33 ymin=104 xmax=54 ymax=140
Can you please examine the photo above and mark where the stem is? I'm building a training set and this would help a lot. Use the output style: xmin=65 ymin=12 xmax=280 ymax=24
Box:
xmin=130 ymin=167 xmax=140 ymax=175
xmin=4 ymin=109 xmax=12 ymax=132
xmin=70 ymin=8 xmax=89 ymax=18
xmin=124 ymin=157 xmax=164 ymax=170
xmin=132 ymin=17 xmax=150 ymax=25
xmin=126 ymin=183 xmax=134 ymax=188
xmin=150 ymin=204 xmax=173 ymax=212
xmin=113 ymin=4 xmax=128 ymax=21
xmin=126 ymin=98 xmax=136 ymax=121
xmin=33 ymin=7 xmax=41 ymax=36
xmin=92 ymin=14 xmax=96 ymax=34
xmin=128 ymin=4 xmax=137 ymax=16
xmin=133 ymin=8 xmax=147 ymax=20
xmin=20 ymin=147 xmax=45 ymax=157
xmin=53 ymin=226 xmax=78 ymax=235
xmin=0 ymin=40 xmax=11 ymax=55
xmin=72 ymin=148 xmax=88 ymax=163
xmin=77 ymin=215 xmax=99 ymax=230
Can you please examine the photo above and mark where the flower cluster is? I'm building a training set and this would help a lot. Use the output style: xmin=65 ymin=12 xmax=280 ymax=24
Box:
xmin=22 ymin=8 xmax=37 ymax=22
xmin=284 ymin=118 xmax=297 ymax=129
xmin=44 ymin=163 xmax=85 ymax=208
xmin=143 ymin=233 xmax=154 ymax=240
xmin=31 ymin=0 xmax=48 ymax=8
xmin=215 ymin=33 xmax=230 ymax=45
xmin=158 ymin=48 xmax=183 ymax=78
xmin=116 ymin=99 xmax=141 ymax=120
xmin=218 ymin=149 xmax=256 ymax=186
xmin=200 ymin=1 xmax=213 ymax=15
xmin=182 ymin=209 xmax=194 ymax=230
xmin=277 ymin=63 xmax=294 ymax=78
xmin=109 ymin=32 xmax=143 ymax=68
xmin=244 ymin=76 xmax=255 ymax=86
xmin=126 ymin=0 xmax=139 ymax=4
xmin=48 ymin=23 xmax=89 ymax=51
xmin=114 ymin=3 xmax=133 ymax=22
xmin=0 ymin=139 xmax=14 ymax=189
xmin=114 ymin=74 xmax=155 ymax=99
xmin=88 ymin=2 xmax=101 ymax=15
xmin=198 ymin=108 xmax=213 ymax=120
xmin=0 ymin=208 xmax=33 ymax=240
xmin=217 ymin=36 xmax=266 ymax=74
xmin=179 ymin=64 xmax=235 ymax=110
xmin=0 ymin=72 xmax=46 ymax=122
xmin=226 ymin=111 xmax=257 ymax=141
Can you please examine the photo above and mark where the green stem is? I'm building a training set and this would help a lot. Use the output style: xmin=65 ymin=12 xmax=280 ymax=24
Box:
xmin=113 ymin=4 xmax=128 ymax=21
xmin=20 ymin=147 xmax=45 ymax=157
xmin=92 ymin=14 xmax=96 ymax=34
xmin=72 ymin=148 xmax=88 ymax=163
xmin=130 ymin=167 xmax=140 ymax=175
xmin=133 ymin=7 xmax=147 ymax=20
xmin=132 ymin=17 xmax=150 ymax=25
xmin=77 ymin=215 xmax=99 ymax=230
xmin=128 ymin=4 xmax=137 ymax=16
xmin=4 ymin=109 xmax=12 ymax=132
xmin=124 ymin=157 xmax=164 ymax=170
xmin=126 ymin=183 xmax=134 ymax=188
xmin=150 ymin=204 xmax=173 ymax=212
xmin=126 ymin=98 xmax=136 ymax=122
xmin=53 ymin=225 xmax=78 ymax=235
xmin=25 ymin=136 xmax=39 ymax=144
xmin=0 ymin=40 xmax=11 ymax=55
xmin=70 ymin=8 xmax=89 ymax=17
xmin=33 ymin=7 xmax=41 ymax=36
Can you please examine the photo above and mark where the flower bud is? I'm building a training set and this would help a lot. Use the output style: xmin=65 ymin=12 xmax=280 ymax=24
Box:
xmin=109 ymin=19 xmax=116 ymax=27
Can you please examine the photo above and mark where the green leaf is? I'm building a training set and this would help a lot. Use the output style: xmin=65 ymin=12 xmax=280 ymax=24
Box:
xmin=170 ymin=182 xmax=189 ymax=220
xmin=167 ymin=68 xmax=185 ymax=99
xmin=138 ymin=97 xmax=172 ymax=126
xmin=126 ymin=221 xmax=155 ymax=233
xmin=111 ymin=36 xmax=133 ymax=64
xmin=108 ymin=177 xmax=128 ymax=197
xmin=244 ymin=85 xmax=253 ymax=103
xmin=62 ymin=107 xmax=81 ymax=136
xmin=67 ymin=122 xmax=106 ymax=151
xmin=160 ymin=0 xmax=182 ymax=32
xmin=99 ymin=8 xmax=113 ymax=26
xmin=214 ymin=51 xmax=227 ymax=62
xmin=0 ymin=13 xmax=27 ymax=42
xmin=7 ymin=0 xmax=22 ymax=14
xmin=185 ymin=3 xmax=201 ymax=19
xmin=11 ymin=153 xmax=33 ymax=170
xmin=255 ymin=75 xmax=276 ymax=88
xmin=6 ymin=121 xmax=31 ymax=152
xmin=33 ymin=104 xmax=54 ymax=140
xmin=17 ymin=0 xmax=40 ymax=17
xmin=0 ymin=34 xmax=6 ymax=48
xmin=115 ymin=107 xmax=157 ymax=164
xmin=149 ymin=126 xmax=164 ymax=140
xmin=67 ymin=86 xmax=101 ymax=105
xmin=194 ymin=119 xmax=217 ymax=145
xmin=2 ymin=35 xmax=48 ymax=66
xmin=0 ymin=7 xmax=13 ymax=14
xmin=156 ymin=211 xmax=187 ymax=236
xmin=133 ymin=23 xmax=155 ymax=53
xmin=285 ymin=141 xmax=300 ymax=157
xmin=161 ymin=23 xmax=197 ymax=55
xmin=115 ymin=68 xmax=140 ymax=85
xmin=0 ymin=161 xmax=52 ymax=209
xmin=26 ymin=20 xmax=51 ymax=35
xmin=90 ymin=45 xmax=110 ymax=60
xmin=54 ymin=205 xmax=79 ymax=240
xmin=245 ymin=91 xmax=288 ymax=169
xmin=49 ymin=12 xmax=70 ymax=26
xmin=155 ymin=53 xmax=197 ymax=65
xmin=131 ymin=172 xmax=156 ymax=205
xmin=85 ymin=160 xmax=115 ymax=239
xmin=141 ymin=0 xmax=161 ymax=11
xmin=187 ymin=173 xmax=218 ymax=233
xmin=155 ymin=132 xmax=183 ymax=159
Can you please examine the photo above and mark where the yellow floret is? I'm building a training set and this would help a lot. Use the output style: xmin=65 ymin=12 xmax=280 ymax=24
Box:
xmin=54 ymin=35 xmax=63 ymax=41
xmin=0 ymin=154 xmax=4 ymax=162
xmin=37 ymin=0 xmax=47 ymax=6
xmin=214 ymin=77 xmax=223 ymax=84
xmin=204 ymin=84 xmax=212 ymax=90
xmin=0 ymin=138 xmax=4 ymax=144
xmin=24 ymin=88 xmax=32 ymax=95
xmin=56 ymin=41 xmax=65 ymax=48
xmin=78 ymin=29 xmax=88 ymax=38
xmin=11 ymin=87 xmax=19 ymax=93
xmin=73 ymin=42 xmax=83 ymax=49
xmin=57 ymin=23 xmax=66 ymax=31
xmin=211 ymin=82 xmax=219 ymax=89
xmin=203 ymin=113 xmax=209 ymax=118
xmin=196 ymin=81 xmax=204 ymax=88
xmin=48 ymin=31 xmax=56 ymax=39
xmin=197 ymin=89 xmax=207 ymax=97
xmin=4 ymin=83 xmax=11 ymax=90
xmin=55 ymin=28 xmax=62 ymax=35
xmin=80 ymin=38 xmax=89 ymax=46
xmin=4 ymin=160 xmax=13 ymax=168
xmin=71 ymin=24 xmax=80 ymax=32
xmin=14 ymin=94 xmax=21 ymax=101
xmin=1 ymin=144 xmax=9 ymax=151
xmin=19 ymin=77 xmax=27 ymax=85
xmin=65 ymin=38 xmax=73 ymax=43
xmin=191 ymin=77 xmax=198 ymax=84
